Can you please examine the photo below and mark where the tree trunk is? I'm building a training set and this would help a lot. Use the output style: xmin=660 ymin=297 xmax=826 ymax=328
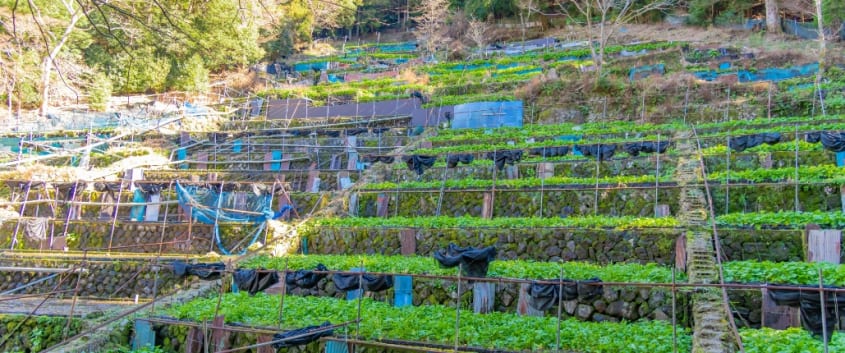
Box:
xmin=39 ymin=8 xmax=82 ymax=116
xmin=765 ymin=0 xmax=781 ymax=33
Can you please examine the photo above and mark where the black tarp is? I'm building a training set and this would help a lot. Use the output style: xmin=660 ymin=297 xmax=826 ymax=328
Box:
xmin=233 ymin=269 xmax=280 ymax=296
xmin=623 ymin=141 xmax=670 ymax=156
xmin=171 ymin=261 xmax=225 ymax=280
xmin=527 ymin=278 xmax=603 ymax=311
xmin=315 ymin=130 xmax=341 ymax=138
xmin=769 ymin=285 xmax=845 ymax=339
xmin=136 ymin=183 xmax=165 ymax=195
xmin=577 ymin=144 xmax=617 ymax=161
xmin=728 ymin=133 xmax=781 ymax=152
xmin=820 ymin=132 xmax=845 ymax=152
xmin=486 ymin=150 xmax=524 ymax=171
xmin=332 ymin=273 xmax=394 ymax=292
xmin=345 ymin=128 xmax=369 ymax=136
xmin=806 ymin=132 xmax=821 ymax=143
xmin=93 ymin=181 xmax=124 ymax=193
xmin=401 ymin=155 xmax=437 ymax=175
xmin=362 ymin=155 xmax=395 ymax=164
xmin=446 ymin=154 xmax=474 ymax=168
xmin=433 ymin=243 xmax=497 ymax=277
xmin=271 ymin=322 xmax=334 ymax=349
xmin=530 ymin=146 xmax=570 ymax=157
xmin=285 ymin=264 xmax=329 ymax=289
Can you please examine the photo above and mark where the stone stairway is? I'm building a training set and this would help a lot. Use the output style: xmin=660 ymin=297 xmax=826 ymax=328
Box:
xmin=674 ymin=132 xmax=736 ymax=353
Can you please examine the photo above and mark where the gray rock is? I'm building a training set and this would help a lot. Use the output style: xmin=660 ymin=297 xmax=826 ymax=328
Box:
xmin=576 ymin=304 xmax=594 ymax=320
xmin=592 ymin=313 xmax=619 ymax=323
xmin=593 ymin=299 xmax=607 ymax=313
xmin=564 ymin=300 xmax=578 ymax=315
xmin=603 ymin=288 xmax=619 ymax=302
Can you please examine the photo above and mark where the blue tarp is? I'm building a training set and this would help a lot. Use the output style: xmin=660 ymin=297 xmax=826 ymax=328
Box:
xmin=294 ymin=61 xmax=330 ymax=72
xmin=451 ymin=101 xmax=523 ymax=129
xmin=629 ymin=64 xmax=665 ymax=82
xmin=130 ymin=189 xmax=146 ymax=221
xmin=693 ymin=63 xmax=819 ymax=83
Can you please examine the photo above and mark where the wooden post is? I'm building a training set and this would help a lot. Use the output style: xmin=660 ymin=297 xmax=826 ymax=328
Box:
xmin=674 ymin=233 xmax=686 ymax=272
xmin=195 ymin=152 xmax=208 ymax=170
xmin=654 ymin=204 xmax=671 ymax=218
xmin=517 ymin=283 xmax=543 ymax=316
xmin=376 ymin=193 xmax=390 ymax=217
xmin=330 ymin=154 xmax=342 ymax=170
xmin=505 ymin=165 xmax=519 ymax=179
xmin=257 ymin=335 xmax=276 ymax=353
xmin=306 ymin=169 xmax=321 ymax=192
xmin=400 ymin=229 xmax=416 ymax=255
xmin=184 ymin=326 xmax=204 ymax=353
xmin=337 ymin=171 xmax=353 ymax=191
xmin=481 ymin=192 xmax=494 ymax=219
xmin=473 ymin=282 xmax=495 ymax=314
xmin=537 ymin=163 xmax=554 ymax=179
xmin=348 ymin=192 xmax=358 ymax=217
xmin=211 ymin=316 xmax=230 ymax=351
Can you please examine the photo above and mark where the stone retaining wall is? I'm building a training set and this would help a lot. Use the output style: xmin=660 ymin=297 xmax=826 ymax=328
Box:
xmin=306 ymin=227 xmax=804 ymax=264
xmin=0 ymin=257 xmax=200 ymax=299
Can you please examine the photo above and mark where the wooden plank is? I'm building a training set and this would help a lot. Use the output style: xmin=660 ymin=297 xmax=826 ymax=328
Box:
xmin=517 ymin=283 xmax=543 ymax=316
xmin=807 ymin=229 xmax=841 ymax=264
xmin=337 ymin=171 xmax=352 ymax=191
xmin=211 ymin=316 xmax=230 ymax=351
xmin=376 ymin=193 xmax=389 ymax=217
xmin=180 ymin=131 xmax=191 ymax=147
xmin=133 ymin=319 xmax=155 ymax=351
xmin=348 ymin=192 xmax=358 ymax=217
xmin=473 ymin=282 xmax=495 ymax=314
xmin=306 ymin=170 xmax=321 ymax=192
xmin=760 ymin=152 xmax=773 ymax=169
xmin=841 ymin=186 xmax=845 ymax=213
xmin=674 ymin=234 xmax=686 ymax=272
xmin=400 ymin=229 xmax=416 ymax=255
xmin=347 ymin=151 xmax=359 ymax=170
xmin=761 ymin=287 xmax=800 ymax=329
xmin=330 ymin=154 xmax=342 ymax=170
xmin=481 ymin=192 xmax=493 ymax=219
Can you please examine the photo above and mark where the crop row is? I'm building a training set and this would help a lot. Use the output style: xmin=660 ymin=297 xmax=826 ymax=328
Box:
xmin=165 ymin=293 xmax=843 ymax=353
xmin=304 ymin=211 xmax=845 ymax=230
xmin=241 ymin=254 xmax=845 ymax=287
xmin=366 ymin=164 xmax=843 ymax=190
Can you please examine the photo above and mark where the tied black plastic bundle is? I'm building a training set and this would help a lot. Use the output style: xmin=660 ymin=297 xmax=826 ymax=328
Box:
xmin=136 ymin=183 xmax=165 ymax=195
xmin=285 ymin=264 xmax=329 ymax=289
xmin=233 ymin=269 xmax=280 ymax=296
xmin=401 ymin=155 xmax=437 ymax=175
xmin=577 ymin=144 xmax=616 ymax=161
xmin=315 ymin=130 xmax=341 ymax=138
xmin=434 ymin=243 xmax=497 ymax=277
xmin=530 ymin=146 xmax=570 ymax=157
xmin=527 ymin=278 xmax=603 ymax=311
xmin=623 ymin=141 xmax=670 ymax=156
xmin=94 ymin=181 xmax=124 ymax=193
xmin=769 ymin=285 xmax=845 ymax=340
xmin=806 ymin=132 xmax=822 ymax=143
xmin=271 ymin=322 xmax=334 ymax=349
xmin=362 ymin=155 xmax=395 ymax=164
xmin=446 ymin=154 xmax=474 ymax=168
xmin=171 ymin=261 xmax=225 ymax=280
xmin=728 ymin=133 xmax=781 ymax=152
xmin=486 ymin=150 xmax=523 ymax=171
xmin=332 ymin=273 xmax=394 ymax=292
xmin=820 ymin=132 xmax=845 ymax=152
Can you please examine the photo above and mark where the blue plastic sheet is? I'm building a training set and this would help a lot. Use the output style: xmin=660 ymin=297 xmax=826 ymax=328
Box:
xmin=451 ymin=101 xmax=523 ymax=129
xmin=294 ymin=61 xmax=330 ymax=72
xmin=130 ymin=189 xmax=146 ymax=221
xmin=629 ymin=64 xmax=665 ymax=82
xmin=693 ymin=63 xmax=819 ymax=83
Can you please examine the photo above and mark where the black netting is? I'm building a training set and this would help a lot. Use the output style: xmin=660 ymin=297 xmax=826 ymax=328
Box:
xmin=272 ymin=322 xmax=334 ymax=348
xmin=362 ymin=155 xmax=395 ymax=164
xmin=623 ymin=141 xmax=670 ymax=156
xmin=401 ymin=155 xmax=437 ymax=175
xmin=171 ymin=261 xmax=225 ymax=280
xmin=820 ymin=132 xmax=845 ymax=152
xmin=728 ymin=133 xmax=781 ymax=152
xmin=434 ymin=243 xmax=497 ymax=277
xmin=332 ymin=273 xmax=394 ymax=292
xmin=446 ymin=154 xmax=474 ymax=168
xmin=285 ymin=264 xmax=329 ymax=289
xmin=577 ymin=144 xmax=616 ymax=161
xmin=233 ymin=269 xmax=280 ymax=296
xmin=527 ymin=278 xmax=603 ymax=311
xmin=530 ymin=146 xmax=570 ymax=157
xmin=769 ymin=285 xmax=845 ymax=339
xmin=486 ymin=150 xmax=523 ymax=171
